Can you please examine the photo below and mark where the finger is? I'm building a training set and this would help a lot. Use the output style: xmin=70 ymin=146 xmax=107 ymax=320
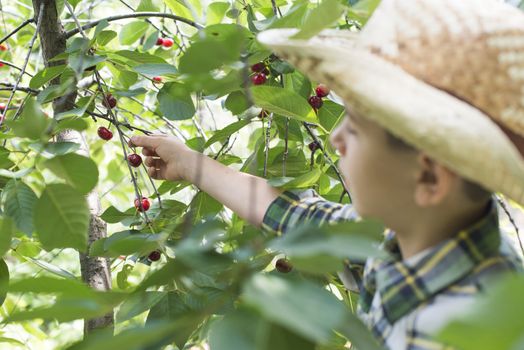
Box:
xmin=144 ymin=156 xmax=162 ymax=167
xmin=147 ymin=166 xmax=160 ymax=179
xmin=128 ymin=135 xmax=163 ymax=148
xmin=142 ymin=148 xmax=158 ymax=157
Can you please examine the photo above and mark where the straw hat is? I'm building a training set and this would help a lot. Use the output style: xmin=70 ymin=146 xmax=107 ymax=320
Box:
xmin=256 ymin=0 xmax=524 ymax=206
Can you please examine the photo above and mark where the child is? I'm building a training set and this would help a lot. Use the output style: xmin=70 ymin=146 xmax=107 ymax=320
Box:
xmin=129 ymin=0 xmax=524 ymax=348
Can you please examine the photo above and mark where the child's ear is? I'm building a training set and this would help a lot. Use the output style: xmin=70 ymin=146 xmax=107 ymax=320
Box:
xmin=414 ymin=154 xmax=456 ymax=207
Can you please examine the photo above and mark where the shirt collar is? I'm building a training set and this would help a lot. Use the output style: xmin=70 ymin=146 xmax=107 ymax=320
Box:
xmin=359 ymin=198 xmax=501 ymax=323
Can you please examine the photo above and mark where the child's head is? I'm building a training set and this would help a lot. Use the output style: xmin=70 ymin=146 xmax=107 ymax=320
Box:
xmin=257 ymin=0 xmax=524 ymax=249
xmin=329 ymin=104 xmax=492 ymax=234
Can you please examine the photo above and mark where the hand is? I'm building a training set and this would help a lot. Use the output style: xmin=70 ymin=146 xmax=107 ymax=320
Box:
xmin=128 ymin=134 xmax=194 ymax=182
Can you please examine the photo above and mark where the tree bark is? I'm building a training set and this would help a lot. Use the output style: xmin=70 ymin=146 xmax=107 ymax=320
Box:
xmin=31 ymin=0 xmax=114 ymax=336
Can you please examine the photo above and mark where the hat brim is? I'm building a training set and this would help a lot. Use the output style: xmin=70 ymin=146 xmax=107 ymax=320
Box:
xmin=257 ymin=28 xmax=524 ymax=206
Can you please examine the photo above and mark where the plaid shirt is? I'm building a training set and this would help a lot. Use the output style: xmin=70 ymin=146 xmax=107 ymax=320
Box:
xmin=261 ymin=188 xmax=523 ymax=350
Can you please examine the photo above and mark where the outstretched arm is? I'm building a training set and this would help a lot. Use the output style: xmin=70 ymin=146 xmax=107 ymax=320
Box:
xmin=128 ymin=134 xmax=284 ymax=228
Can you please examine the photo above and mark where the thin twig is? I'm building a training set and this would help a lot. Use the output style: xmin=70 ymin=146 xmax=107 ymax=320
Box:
xmin=0 ymin=60 xmax=34 ymax=77
xmin=64 ymin=12 xmax=203 ymax=39
xmin=302 ymin=122 xmax=352 ymax=202
xmin=496 ymin=194 xmax=524 ymax=258
xmin=263 ymin=112 xmax=274 ymax=178
xmin=64 ymin=1 xmax=88 ymax=39
xmin=0 ymin=83 xmax=39 ymax=94
xmin=0 ymin=18 xmax=34 ymax=45
xmin=1 ymin=2 xmax=44 ymax=128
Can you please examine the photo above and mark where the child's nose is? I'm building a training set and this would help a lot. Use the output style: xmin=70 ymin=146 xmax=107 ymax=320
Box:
xmin=329 ymin=126 xmax=344 ymax=156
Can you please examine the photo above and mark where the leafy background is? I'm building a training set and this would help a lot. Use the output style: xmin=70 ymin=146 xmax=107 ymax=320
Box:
xmin=0 ymin=0 xmax=524 ymax=349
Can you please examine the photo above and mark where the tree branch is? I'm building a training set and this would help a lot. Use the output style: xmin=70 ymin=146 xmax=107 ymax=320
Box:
xmin=0 ymin=18 xmax=34 ymax=45
xmin=0 ymin=83 xmax=39 ymax=94
xmin=0 ymin=60 xmax=35 ymax=77
xmin=64 ymin=12 xmax=203 ymax=39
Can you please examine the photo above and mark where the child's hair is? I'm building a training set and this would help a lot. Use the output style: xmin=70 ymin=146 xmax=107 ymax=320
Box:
xmin=385 ymin=131 xmax=492 ymax=203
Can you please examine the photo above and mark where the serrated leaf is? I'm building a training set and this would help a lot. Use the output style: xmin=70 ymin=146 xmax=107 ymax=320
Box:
xmin=0 ymin=217 xmax=14 ymax=256
xmin=6 ymin=98 xmax=51 ymax=140
xmin=251 ymin=86 xmax=317 ymax=123
xmin=133 ymin=63 xmax=178 ymax=76
xmin=29 ymin=65 xmax=66 ymax=89
xmin=0 ymin=260 xmax=8 ymax=307
xmin=120 ymin=21 xmax=149 ymax=45
xmin=43 ymin=153 xmax=98 ymax=195
xmin=3 ymin=180 xmax=38 ymax=235
xmin=33 ymin=184 xmax=89 ymax=252
xmin=204 ymin=118 xmax=251 ymax=148
xmin=290 ymin=0 xmax=345 ymax=40
xmin=158 ymin=82 xmax=195 ymax=120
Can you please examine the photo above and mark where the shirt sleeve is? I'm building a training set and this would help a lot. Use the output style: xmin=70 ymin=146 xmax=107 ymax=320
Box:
xmin=261 ymin=188 xmax=360 ymax=236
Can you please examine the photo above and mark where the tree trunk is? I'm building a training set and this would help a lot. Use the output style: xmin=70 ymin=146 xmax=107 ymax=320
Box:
xmin=31 ymin=0 xmax=114 ymax=336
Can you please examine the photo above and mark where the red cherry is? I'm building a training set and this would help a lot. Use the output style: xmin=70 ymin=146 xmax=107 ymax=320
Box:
xmin=275 ymin=258 xmax=293 ymax=273
xmin=156 ymin=38 xmax=164 ymax=46
xmin=148 ymin=250 xmax=161 ymax=261
xmin=251 ymin=73 xmax=267 ymax=85
xmin=134 ymin=197 xmax=150 ymax=212
xmin=127 ymin=153 xmax=142 ymax=167
xmin=102 ymin=93 xmax=117 ymax=109
xmin=162 ymin=38 xmax=174 ymax=48
xmin=308 ymin=141 xmax=320 ymax=152
xmin=97 ymin=126 xmax=113 ymax=141
xmin=315 ymin=84 xmax=330 ymax=98
xmin=0 ymin=103 xmax=5 ymax=112
xmin=308 ymin=95 xmax=323 ymax=110
xmin=0 ymin=44 xmax=7 ymax=51
xmin=0 ymin=63 xmax=4 ymax=68
xmin=251 ymin=62 xmax=266 ymax=73
xmin=152 ymin=76 xmax=162 ymax=83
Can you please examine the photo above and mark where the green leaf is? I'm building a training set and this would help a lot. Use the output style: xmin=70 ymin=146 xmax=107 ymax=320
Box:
xmin=251 ymin=86 xmax=317 ymax=123
xmin=33 ymin=184 xmax=89 ymax=252
xmin=0 ymin=260 xmax=8 ymax=307
xmin=243 ymin=274 xmax=348 ymax=343
xmin=283 ymin=70 xmax=312 ymax=99
xmin=43 ymin=153 xmax=99 ymax=194
xmin=269 ymin=220 xmax=386 ymax=273
xmin=108 ymin=50 xmax=167 ymax=66
xmin=116 ymin=291 xmax=167 ymax=323
xmin=29 ymin=65 xmax=66 ymax=89
xmin=24 ymin=257 xmax=76 ymax=279
xmin=100 ymin=206 xmax=135 ymax=224
xmin=119 ymin=21 xmax=149 ymax=45
xmin=318 ymin=100 xmax=345 ymax=132
xmin=133 ymin=63 xmax=178 ymax=76
xmin=3 ymin=180 xmax=38 ymax=235
xmin=179 ymin=24 xmax=250 ymax=74
xmin=207 ymin=2 xmax=229 ymax=25
xmin=0 ymin=217 xmax=14 ymax=256
xmin=157 ymin=82 xmax=195 ymax=120
xmin=44 ymin=142 xmax=81 ymax=156
xmin=6 ymin=98 xmax=51 ymax=140
xmin=137 ymin=0 xmax=159 ymax=12
xmin=437 ymin=275 xmax=524 ymax=350
xmin=0 ymin=146 xmax=14 ymax=169
xmin=66 ymin=320 xmax=187 ymax=350
xmin=204 ymin=118 xmax=251 ymax=148
xmin=89 ymin=230 xmax=165 ymax=258
xmin=209 ymin=308 xmax=316 ymax=350
xmin=163 ymin=0 xmax=194 ymax=20
xmin=96 ymin=30 xmax=117 ymax=46
xmin=291 ymin=0 xmax=345 ymax=40
xmin=224 ymin=91 xmax=251 ymax=115
xmin=146 ymin=291 xmax=207 ymax=349
xmin=9 ymin=276 xmax=95 ymax=297
xmin=267 ymin=168 xmax=323 ymax=189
